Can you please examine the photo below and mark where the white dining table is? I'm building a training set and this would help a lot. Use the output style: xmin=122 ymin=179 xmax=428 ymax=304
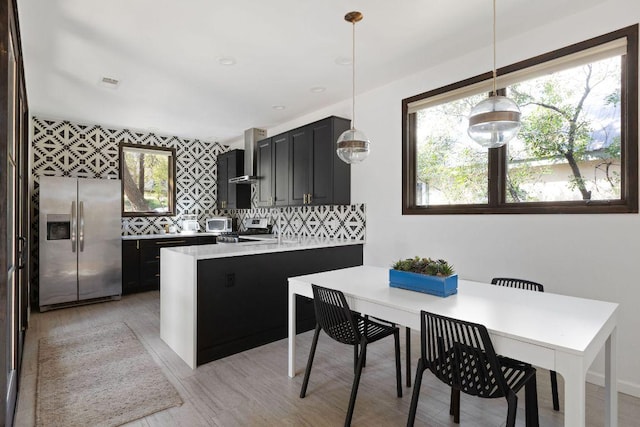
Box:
xmin=287 ymin=266 xmax=619 ymax=427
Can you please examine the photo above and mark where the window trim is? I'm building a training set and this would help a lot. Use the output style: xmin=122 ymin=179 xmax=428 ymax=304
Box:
xmin=119 ymin=142 xmax=177 ymax=217
xmin=402 ymin=24 xmax=638 ymax=215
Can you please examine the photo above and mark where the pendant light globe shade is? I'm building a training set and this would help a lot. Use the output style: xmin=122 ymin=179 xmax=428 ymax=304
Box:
xmin=468 ymin=95 xmax=521 ymax=148
xmin=336 ymin=128 xmax=370 ymax=164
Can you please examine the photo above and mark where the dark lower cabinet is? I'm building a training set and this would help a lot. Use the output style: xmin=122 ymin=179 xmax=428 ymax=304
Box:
xmin=122 ymin=236 xmax=217 ymax=294
xmin=195 ymin=245 xmax=363 ymax=365
xmin=122 ymin=240 xmax=140 ymax=294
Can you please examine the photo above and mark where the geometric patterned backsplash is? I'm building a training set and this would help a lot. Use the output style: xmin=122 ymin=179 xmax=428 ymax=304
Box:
xmin=231 ymin=204 xmax=366 ymax=241
xmin=31 ymin=116 xmax=366 ymax=238
xmin=31 ymin=116 xmax=228 ymax=229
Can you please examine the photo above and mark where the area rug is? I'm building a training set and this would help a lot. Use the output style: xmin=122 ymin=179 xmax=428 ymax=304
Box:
xmin=36 ymin=322 xmax=182 ymax=427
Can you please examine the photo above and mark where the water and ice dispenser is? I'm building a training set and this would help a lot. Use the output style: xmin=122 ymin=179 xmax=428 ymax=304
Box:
xmin=46 ymin=214 xmax=71 ymax=240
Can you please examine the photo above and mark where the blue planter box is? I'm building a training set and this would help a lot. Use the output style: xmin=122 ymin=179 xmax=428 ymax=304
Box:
xmin=389 ymin=269 xmax=458 ymax=297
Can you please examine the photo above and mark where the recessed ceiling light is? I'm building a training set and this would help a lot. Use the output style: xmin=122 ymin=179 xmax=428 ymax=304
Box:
xmin=99 ymin=76 xmax=120 ymax=88
xmin=272 ymin=105 xmax=286 ymax=110
xmin=218 ymin=57 xmax=236 ymax=66
xmin=310 ymin=86 xmax=326 ymax=93
xmin=335 ymin=56 xmax=352 ymax=66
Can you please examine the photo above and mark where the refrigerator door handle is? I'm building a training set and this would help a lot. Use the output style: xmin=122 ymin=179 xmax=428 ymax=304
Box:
xmin=79 ymin=201 xmax=85 ymax=252
xmin=71 ymin=201 xmax=77 ymax=252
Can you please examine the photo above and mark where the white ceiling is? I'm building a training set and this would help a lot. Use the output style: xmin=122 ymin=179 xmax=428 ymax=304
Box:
xmin=17 ymin=0 xmax=603 ymax=144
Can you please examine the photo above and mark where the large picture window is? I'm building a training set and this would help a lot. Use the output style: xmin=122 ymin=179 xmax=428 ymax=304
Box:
xmin=402 ymin=25 xmax=638 ymax=214
xmin=120 ymin=143 xmax=176 ymax=216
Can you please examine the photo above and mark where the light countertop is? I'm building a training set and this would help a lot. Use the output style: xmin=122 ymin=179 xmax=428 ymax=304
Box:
xmin=161 ymin=236 xmax=364 ymax=260
xmin=121 ymin=231 xmax=223 ymax=240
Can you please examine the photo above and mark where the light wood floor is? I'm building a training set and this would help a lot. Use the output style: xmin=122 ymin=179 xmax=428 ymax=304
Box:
xmin=14 ymin=291 xmax=640 ymax=426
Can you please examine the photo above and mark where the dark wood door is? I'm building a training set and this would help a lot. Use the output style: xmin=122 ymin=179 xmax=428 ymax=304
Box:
xmin=289 ymin=127 xmax=310 ymax=206
xmin=273 ymin=133 xmax=290 ymax=207
xmin=216 ymin=153 xmax=228 ymax=209
xmin=255 ymin=137 xmax=273 ymax=207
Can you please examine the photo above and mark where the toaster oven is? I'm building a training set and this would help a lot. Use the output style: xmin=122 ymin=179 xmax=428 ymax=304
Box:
xmin=205 ymin=217 xmax=233 ymax=234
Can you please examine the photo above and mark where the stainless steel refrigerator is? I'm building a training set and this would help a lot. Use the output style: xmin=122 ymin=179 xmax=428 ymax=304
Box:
xmin=39 ymin=177 xmax=122 ymax=310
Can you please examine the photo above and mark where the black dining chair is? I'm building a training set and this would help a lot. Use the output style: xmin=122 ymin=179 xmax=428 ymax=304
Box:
xmin=364 ymin=315 xmax=412 ymax=387
xmin=407 ymin=311 xmax=539 ymax=427
xmin=491 ymin=277 xmax=560 ymax=411
xmin=300 ymin=284 xmax=402 ymax=426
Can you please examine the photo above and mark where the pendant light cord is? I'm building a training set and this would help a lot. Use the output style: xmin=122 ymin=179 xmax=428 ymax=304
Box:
xmin=352 ymin=20 xmax=356 ymax=129
xmin=492 ymin=0 xmax=497 ymax=96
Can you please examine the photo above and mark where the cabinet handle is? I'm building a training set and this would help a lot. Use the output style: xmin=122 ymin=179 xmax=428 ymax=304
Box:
xmin=155 ymin=274 xmax=160 ymax=277
xmin=307 ymin=193 xmax=312 ymax=204
xmin=155 ymin=255 xmax=160 ymax=259
xmin=303 ymin=194 xmax=307 ymax=204
xmin=155 ymin=240 xmax=187 ymax=245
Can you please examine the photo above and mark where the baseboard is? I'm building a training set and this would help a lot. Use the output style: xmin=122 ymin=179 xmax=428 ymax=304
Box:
xmin=586 ymin=371 xmax=640 ymax=398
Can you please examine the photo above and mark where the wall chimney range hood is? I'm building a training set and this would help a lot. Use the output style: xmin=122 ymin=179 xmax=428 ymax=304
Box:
xmin=229 ymin=128 xmax=267 ymax=184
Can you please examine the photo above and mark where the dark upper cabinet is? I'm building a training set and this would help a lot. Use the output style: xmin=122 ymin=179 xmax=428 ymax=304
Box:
xmin=255 ymin=116 xmax=351 ymax=208
xmin=289 ymin=127 xmax=310 ymax=206
xmin=217 ymin=153 xmax=228 ymax=208
xmin=217 ymin=149 xmax=250 ymax=210
xmin=256 ymin=134 xmax=290 ymax=207
xmin=309 ymin=119 xmax=335 ymax=205
xmin=255 ymin=138 xmax=273 ymax=207
xmin=273 ymin=133 xmax=290 ymax=207
xmin=289 ymin=116 xmax=351 ymax=206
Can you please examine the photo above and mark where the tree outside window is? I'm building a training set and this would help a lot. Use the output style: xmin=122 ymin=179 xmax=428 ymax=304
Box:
xmin=403 ymin=25 xmax=637 ymax=215
xmin=416 ymin=94 xmax=488 ymax=205
xmin=507 ymin=57 xmax=621 ymax=203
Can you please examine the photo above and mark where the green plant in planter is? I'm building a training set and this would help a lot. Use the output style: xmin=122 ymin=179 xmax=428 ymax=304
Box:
xmin=392 ymin=256 xmax=455 ymax=277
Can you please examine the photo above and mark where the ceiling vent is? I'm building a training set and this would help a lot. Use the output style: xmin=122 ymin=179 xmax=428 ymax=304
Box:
xmin=99 ymin=77 xmax=120 ymax=89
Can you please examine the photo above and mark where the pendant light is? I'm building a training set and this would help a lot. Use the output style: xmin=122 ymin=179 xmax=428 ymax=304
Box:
xmin=336 ymin=11 xmax=370 ymax=164
xmin=468 ymin=0 xmax=521 ymax=148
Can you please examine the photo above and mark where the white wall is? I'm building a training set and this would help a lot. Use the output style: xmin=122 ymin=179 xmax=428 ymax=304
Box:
xmin=261 ymin=0 xmax=640 ymax=396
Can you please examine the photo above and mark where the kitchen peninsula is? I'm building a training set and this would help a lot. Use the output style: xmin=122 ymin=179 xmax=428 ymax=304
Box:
xmin=160 ymin=237 xmax=363 ymax=368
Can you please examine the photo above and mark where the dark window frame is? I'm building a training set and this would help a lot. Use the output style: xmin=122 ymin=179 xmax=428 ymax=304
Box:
xmin=119 ymin=142 xmax=177 ymax=217
xmin=402 ymin=24 xmax=638 ymax=215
